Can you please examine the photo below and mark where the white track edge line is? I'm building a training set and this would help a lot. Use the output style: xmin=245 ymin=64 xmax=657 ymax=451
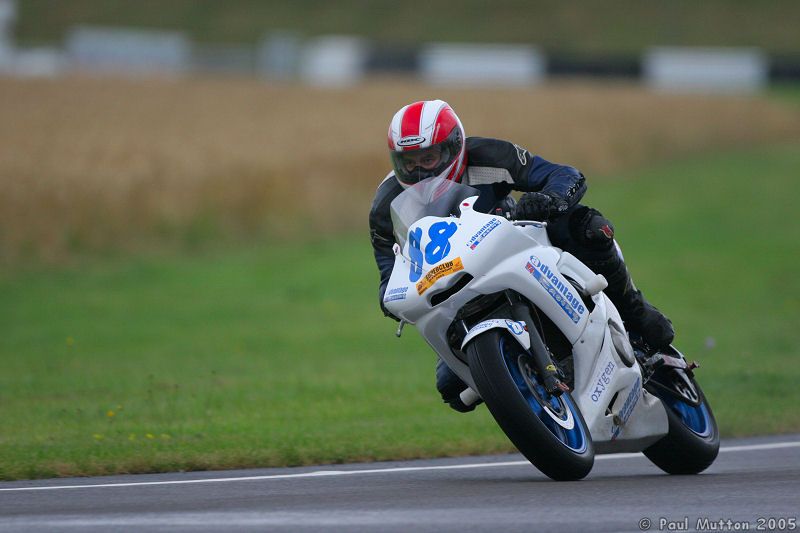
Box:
xmin=1 ymin=440 xmax=798 ymax=492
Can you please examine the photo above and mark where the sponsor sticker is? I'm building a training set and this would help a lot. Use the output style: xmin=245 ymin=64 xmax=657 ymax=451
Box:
xmin=590 ymin=361 xmax=616 ymax=403
xmin=525 ymin=256 xmax=585 ymax=323
xmin=505 ymin=319 xmax=525 ymax=335
xmin=466 ymin=218 xmax=501 ymax=250
xmin=612 ymin=377 xmax=642 ymax=439
xmin=416 ymin=257 xmax=464 ymax=295
xmin=383 ymin=286 xmax=409 ymax=303
xmin=468 ymin=321 xmax=496 ymax=335
xmin=397 ymin=135 xmax=425 ymax=147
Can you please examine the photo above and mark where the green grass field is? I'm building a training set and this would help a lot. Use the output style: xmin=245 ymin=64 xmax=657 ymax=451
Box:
xmin=1 ymin=143 xmax=799 ymax=480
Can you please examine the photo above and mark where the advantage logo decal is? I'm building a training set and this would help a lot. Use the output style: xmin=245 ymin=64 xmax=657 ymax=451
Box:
xmin=525 ymin=256 xmax=585 ymax=323
xmin=383 ymin=286 xmax=409 ymax=303
xmin=416 ymin=257 xmax=464 ymax=296
xmin=466 ymin=218 xmax=500 ymax=250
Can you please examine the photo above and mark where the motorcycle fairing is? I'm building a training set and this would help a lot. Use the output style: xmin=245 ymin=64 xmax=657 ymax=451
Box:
xmin=384 ymin=195 xmax=668 ymax=450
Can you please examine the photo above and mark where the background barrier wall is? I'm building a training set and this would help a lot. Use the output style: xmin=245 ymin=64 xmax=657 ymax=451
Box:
xmin=644 ymin=47 xmax=769 ymax=93
xmin=66 ymin=26 xmax=191 ymax=75
xmin=419 ymin=43 xmax=545 ymax=87
xmin=298 ymin=35 xmax=367 ymax=87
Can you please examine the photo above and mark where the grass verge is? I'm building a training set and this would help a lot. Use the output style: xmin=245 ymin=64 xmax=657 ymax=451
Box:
xmin=1 ymin=143 xmax=799 ymax=480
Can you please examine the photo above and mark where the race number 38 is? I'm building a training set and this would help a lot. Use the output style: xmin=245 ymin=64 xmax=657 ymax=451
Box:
xmin=408 ymin=221 xmax=457 ymax=283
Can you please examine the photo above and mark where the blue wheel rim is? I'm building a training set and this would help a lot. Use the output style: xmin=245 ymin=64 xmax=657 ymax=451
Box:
xmin=661 ymin=394 xmax=712 ymax=438
xmin=499 ymin=336 xmax=588 ymax=453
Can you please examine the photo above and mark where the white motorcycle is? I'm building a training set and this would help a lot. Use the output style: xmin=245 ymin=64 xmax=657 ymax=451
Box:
xmin=384 ymin=177 xmax=719 ymax=481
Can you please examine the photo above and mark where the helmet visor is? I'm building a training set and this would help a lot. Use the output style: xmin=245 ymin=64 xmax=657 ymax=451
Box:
xmin=391 ymin=135 xmax=459 ymax=186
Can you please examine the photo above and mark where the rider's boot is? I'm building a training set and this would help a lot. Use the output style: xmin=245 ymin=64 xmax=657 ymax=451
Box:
xmin=593 ymin=255 xmax=674 ymax=351
xmin=569 ymin=207 xmax=674 ymax=351
xmin=436 ymin=358 xmax=480 ymax=412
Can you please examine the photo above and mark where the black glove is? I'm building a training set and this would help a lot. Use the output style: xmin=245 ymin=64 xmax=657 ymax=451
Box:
xmin=379 ymin=294 xmax=401 ymax=322
xmin=513 ymin=192 xmax=568 ymax=221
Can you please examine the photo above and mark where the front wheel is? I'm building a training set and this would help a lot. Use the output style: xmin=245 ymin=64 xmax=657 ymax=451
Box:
xmin=643 ymin=368 xmax=719 ymax=474
xmin=466 ymin=330 xmax=594 ymax=481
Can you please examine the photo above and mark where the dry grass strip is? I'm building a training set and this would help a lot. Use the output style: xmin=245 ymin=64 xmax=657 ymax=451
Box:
xmin=1 ymin=76 xmax=798 ymax=261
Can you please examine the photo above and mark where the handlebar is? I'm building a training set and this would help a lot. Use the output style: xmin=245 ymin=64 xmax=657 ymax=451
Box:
xmin=512 ymin=220 xmax=548 ymax=228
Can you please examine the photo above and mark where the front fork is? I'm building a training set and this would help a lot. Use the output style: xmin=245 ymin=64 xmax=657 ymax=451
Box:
xmin=448 ymin=290 xmax=569 ymax=397
xmin=507 ymin=292 xmax=569 ymax=395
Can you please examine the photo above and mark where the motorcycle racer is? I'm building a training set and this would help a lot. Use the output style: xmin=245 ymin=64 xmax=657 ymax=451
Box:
xmin=369 ymin=99 xmax=674 ymax=412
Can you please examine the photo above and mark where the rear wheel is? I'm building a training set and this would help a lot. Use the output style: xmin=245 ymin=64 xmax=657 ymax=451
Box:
xmin=643 ymin=368 xmax=719 ymax=474
xmin=466 ymin=330 xmax=594 ymax=481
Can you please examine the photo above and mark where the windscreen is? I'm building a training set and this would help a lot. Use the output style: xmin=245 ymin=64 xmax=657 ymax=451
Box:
xmin=390 ymin=177 xmax=479 ymax=250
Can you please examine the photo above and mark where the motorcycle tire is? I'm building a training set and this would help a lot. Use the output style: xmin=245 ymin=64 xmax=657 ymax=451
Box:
xmin=643 ymin=374 xmax=719 ymax=475
xmin=467 ymin=329 xmax=595 ymax=481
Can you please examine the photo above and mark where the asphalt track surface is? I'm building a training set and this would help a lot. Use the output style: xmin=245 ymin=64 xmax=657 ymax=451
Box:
xmin=1 ymin=434 xmax=798 ymax=532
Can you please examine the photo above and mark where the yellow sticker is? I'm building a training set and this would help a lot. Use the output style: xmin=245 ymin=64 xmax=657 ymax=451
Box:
xmin=416 ymin=257 xmax=464 ymax=295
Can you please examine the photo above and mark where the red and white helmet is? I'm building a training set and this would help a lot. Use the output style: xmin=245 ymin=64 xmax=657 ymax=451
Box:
xmin=387 ymin=100 xmax=466 ymax=188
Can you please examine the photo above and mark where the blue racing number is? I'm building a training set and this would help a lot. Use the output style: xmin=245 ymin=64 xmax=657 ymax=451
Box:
xmin=425 ymin=222 xmax=457 ymax=264
xmin=408 ymin=221 xmax=457 ymax=282
xmin=408 ymin=227 xmax=423 ymax=282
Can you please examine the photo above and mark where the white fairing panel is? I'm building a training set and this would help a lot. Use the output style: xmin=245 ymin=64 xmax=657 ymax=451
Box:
xmin=384 ymin=192 xmax=668 ymax=452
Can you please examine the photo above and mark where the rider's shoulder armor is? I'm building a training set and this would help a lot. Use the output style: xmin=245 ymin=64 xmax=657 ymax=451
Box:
xmin=464 ymin=137 xmax=533 ymax=188
xmin=465 ymin=136 xmax=586 ymax=205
